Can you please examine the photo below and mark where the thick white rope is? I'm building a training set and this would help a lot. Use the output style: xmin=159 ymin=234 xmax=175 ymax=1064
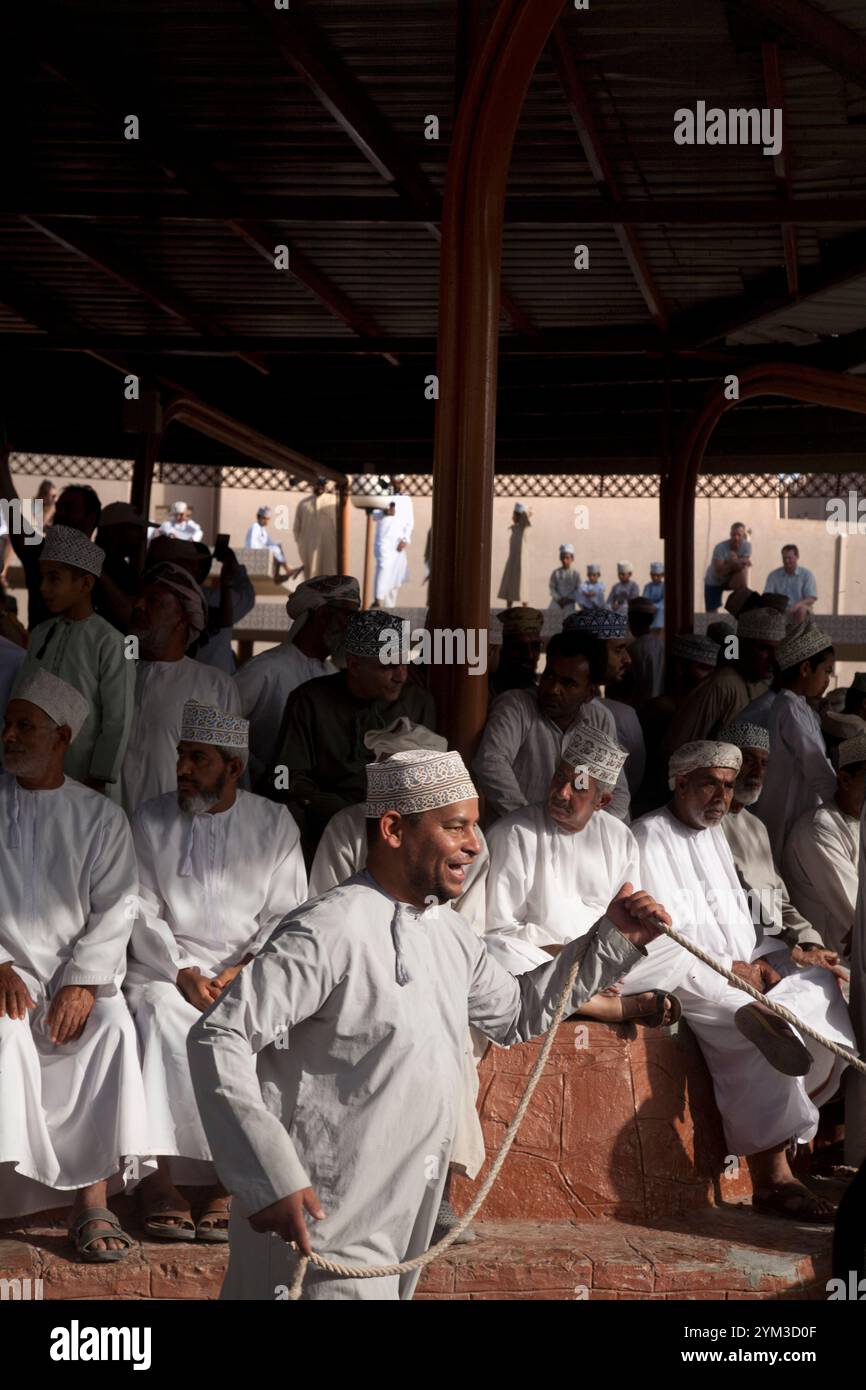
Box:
xmin=287 ymin=920 xmax=863 ymax=1298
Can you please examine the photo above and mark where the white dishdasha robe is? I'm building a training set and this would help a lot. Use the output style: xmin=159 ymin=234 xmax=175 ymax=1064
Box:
xmin=125 ymin=790 xmax=308 ymax=1182
xmin=187 ymin=870 xmax=646 ymax=1300
xmin=783 ymin=800 xmax=860 ymax=960
xmin=755 ymin=689 xmax=836 ymax=867
xmin=633 ymin=806 xmax=855 ymax=1156
xmin=0 ymin=773 xmax=149 ymax=1217
xmin=234 ymin=642 xmax=330 ymax=785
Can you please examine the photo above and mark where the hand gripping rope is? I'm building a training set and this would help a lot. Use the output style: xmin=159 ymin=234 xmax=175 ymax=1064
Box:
xmin=286 ymin=918 xmax=864 ymax=1299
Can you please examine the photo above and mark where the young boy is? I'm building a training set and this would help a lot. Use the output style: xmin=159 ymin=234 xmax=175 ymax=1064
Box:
xmin=13 ymin=525 xmax=134 ymax=801
xmin=576 ymin=563 xmax=606 ymax=611
xmin=548 ymin=542 xmax=581 ymax=612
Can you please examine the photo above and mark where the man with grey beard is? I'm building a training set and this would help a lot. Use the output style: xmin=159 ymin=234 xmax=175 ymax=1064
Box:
xmin=125 ymin=700 xmax=307 ymax=1244
xmin=718 ymin=722 xmax=841 ymax=967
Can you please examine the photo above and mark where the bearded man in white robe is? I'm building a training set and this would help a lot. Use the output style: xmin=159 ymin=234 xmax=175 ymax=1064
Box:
xmin=122 ymin=562 xmax=242 ymax=813
xmin=783 ymin=732 xmax=866 ymax=960
xmin=234 ymin=575 xmax=360 ymax=784
xmin=188 ymin=749 xmax=670 ymax=1300
xmin=634 ymin=740 xmax=856 ymax=1222
xmin=0 ymin=671 xmax=149 ymax=1261
xmin=126 ymin=701 xmax=308 ymax=1244
xmin=755 ymin=623 xmax=837 ymax=866
xmin=719 ymin=722 xmax=835 ymax=961
xmin=473 ymin=630 xmax=631 ymax=823
xmin=485 ymin=723 xmax=678 ymax=1028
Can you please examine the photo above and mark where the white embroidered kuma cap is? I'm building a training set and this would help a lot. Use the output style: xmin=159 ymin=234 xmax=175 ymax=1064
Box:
xmin=12 ymin=669 xmax=90 ymax=739
xmin=365 ymin=749 xmax=477 ymax=817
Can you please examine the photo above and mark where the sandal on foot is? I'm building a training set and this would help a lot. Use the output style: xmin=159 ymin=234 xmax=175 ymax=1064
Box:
xmin=68 ymin=1206 xmax=135 ymax=1263
xmin=627 ymin=990 xmax=682 ymax=1029
xmin=142 ymin=1196 xmax=196 ymax=1242
xmin=735 ymin=1004 xmax=813 ymax=1077
xmin=195 ymin=1199 xmax=231 ymax=1243
xmin=752 ymin=1183 xmax=835 ymax=1224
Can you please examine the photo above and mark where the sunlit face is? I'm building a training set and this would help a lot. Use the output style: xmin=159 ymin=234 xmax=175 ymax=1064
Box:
xmin=383 ymin=799 xmax=481 ymax=904
xmin=587 ymin=568 xmax=600 ymax=581
xmin=733 ymin=745 xmax=769 ymax=805
xmin=2 ymin=699 xmax=65 ymax=780
xmin=176 ymin=741 xmax=236 ymax=812
xmin=675 ymin=766 xmax=737 ymax=828
xmin=347 ymin=652 xmax=407 ymax=702
xmin=560 ymin=551 xmax=574 ymax=568
xmin=547 ymin=760 xmax=608 ymax=833
xmin=538 ymin=654 xmax=593 ymax=725
xmin=39 ymin=560 xmax=92 ymax=614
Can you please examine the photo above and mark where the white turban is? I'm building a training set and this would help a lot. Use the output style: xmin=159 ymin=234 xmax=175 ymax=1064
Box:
xmin=142 ymin=562 xmax=208 ymax=644
xmin=285 ymin=574 xmax=361 ymax=640
xmin=668 ymin=740 xmax=742 ymax=789
xmin=12 ymin=669 xmax=90 ymax=740
xmin=363 ymin=718 xmax=447 ymax=760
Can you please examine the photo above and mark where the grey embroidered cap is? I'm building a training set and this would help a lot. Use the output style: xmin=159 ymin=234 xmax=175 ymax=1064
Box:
xmin=41 ymin=524 xmax=105 ymax=578
xmin=180 ymin=700 xmax=249 ymax=750
xmin=560 ymin=724 xmax=627 ymax=789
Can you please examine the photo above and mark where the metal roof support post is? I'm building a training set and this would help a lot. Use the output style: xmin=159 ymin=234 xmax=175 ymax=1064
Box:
xmin=429 ymin=0 xmax=565 ymax=758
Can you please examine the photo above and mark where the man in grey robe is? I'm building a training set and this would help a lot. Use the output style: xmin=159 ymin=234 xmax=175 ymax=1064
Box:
xmin=188 ymin=748 xmax=668 ymax=1300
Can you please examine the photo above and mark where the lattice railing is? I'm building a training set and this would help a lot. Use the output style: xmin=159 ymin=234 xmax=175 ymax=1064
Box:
xmin=10 ymin=455 xmax=866 ymax=501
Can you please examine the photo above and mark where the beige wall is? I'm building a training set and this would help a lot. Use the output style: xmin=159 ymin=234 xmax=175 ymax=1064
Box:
xmin=6 ymin=464 xmax=865 ymax=682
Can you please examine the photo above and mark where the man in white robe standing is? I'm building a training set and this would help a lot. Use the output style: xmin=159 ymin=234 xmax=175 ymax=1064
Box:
xmin=293 ymin=480 xmax=338 ymax=580
xmin=784 ymin=732 xmax=866 ymax=959
xmin=188 ymin=748 xmax=670 ymax=1300
xmin=634 ymin=740 xmax=856 ymax=1221
xmin=234 ymin=575 xmax=360 ymax=784
xmin=372 ymin=478 xmax=414 ymax=609
xmin=126 ymin=700 xmax=308 ymax=1244
xmin=122 ymin=562 xmax=242 ymax=813
xmin=485 ymin=724 xmax=678 ymax=1027
xmin=310 ymin=717 xmax=490 ymax=1244
xmin=473 ymin=630 xmax=630 ymax=822
xmin=755 ymin=622 xmax=837 ymax=866
xmin=0 ymin=670 xmax=149 ymax=1259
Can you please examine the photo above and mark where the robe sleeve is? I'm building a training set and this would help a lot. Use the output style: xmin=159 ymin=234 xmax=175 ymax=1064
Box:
xmin=188 ymin=917 xmax=345 ymax=1215
xmin=245 ymin=809 xmax=309 ymax=956
xmin=780 ymin=701 xmax=836 ymax=805
xmin=472 ymin=693 xmax=531 ymax=818
xmin=549 ymin=569 xmax=559 ymax=600
xmin=129 ymin=811 xmax=199 ymax=979
xmin=468 ymin=916 xmax=646 ymax=1045
xmin=484 ymin=822 xmax=539 ymax=941
xmin=89 ymin=630 xmax=136 ymax=784
xmin=788 ymin=816 xmax=857 ymax=947
xmin=60 ymin=806 xmax=138 ymax=994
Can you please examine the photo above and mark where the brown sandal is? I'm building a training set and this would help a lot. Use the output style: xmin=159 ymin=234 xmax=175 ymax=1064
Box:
xmin=752 ymin=1182 xmax=835 ymax=1224
xmin=141 ymin=1194 xmax=196 ymax=1242
xmin=195 ymin=1197 xmax=231 ymax=1243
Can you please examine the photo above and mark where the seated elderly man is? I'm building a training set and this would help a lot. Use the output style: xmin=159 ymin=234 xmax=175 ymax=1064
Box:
xmin=122 ymin=562 xmax=242 ymax=813
xmin=783 ymin=732 xmax=866 ymax=960
xmin=126 ymin=700 xmax=308 ymax=1244
xmin=718 ymin=722 xmax=838 ymax=965
xmin=310 ymin=716 xmax=490 ymax=1245
xmin=633 ymin=740 xmax=856 ymax=1222
xmin=0 ymin=671 xmax=149 ymax=1260
xmin=485 ymin=724 xmax=677 ymax=1027
xmin=188 ymin=748 xmax=669 ymax=1300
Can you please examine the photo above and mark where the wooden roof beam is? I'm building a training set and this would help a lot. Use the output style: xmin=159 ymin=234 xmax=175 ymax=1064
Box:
xmin=761 ymin=42 xmax=799 ymax=297
xmin=9 ymin=13 xmax=393 ymax=363
xmin=243 ymin=0 xmax=536 ymax=336
xmin=730 ymin=0 xmax=866 ymax=93
xmin=550 ymin=24 xmax=668 ymax=330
